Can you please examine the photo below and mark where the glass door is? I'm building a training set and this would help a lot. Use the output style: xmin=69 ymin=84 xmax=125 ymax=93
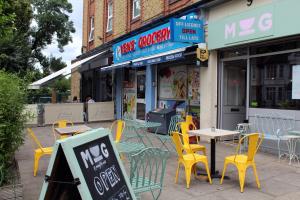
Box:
xmin=221 ymin=59 xmax=247 ymax=130
xmin=136 ymin=70 xmax=146 ymax=120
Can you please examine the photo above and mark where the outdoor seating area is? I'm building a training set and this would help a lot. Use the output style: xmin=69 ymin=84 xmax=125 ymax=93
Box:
xmin=16 ymin=118 xmax=300 ymax=199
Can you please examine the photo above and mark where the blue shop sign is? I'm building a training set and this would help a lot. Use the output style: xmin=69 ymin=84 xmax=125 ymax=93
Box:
xmin=170 ymin=18 xmax=204 ymax=43
xmin=132 ymin=52 xmax=184 ymax=67
xmin=113 ymin=22 xmax=191 ymax=64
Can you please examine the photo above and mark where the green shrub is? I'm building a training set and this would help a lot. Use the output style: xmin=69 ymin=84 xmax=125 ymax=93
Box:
xmin=0 ymin=71 xmax=28 ymax=186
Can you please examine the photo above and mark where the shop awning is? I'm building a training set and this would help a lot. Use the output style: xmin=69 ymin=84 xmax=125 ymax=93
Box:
xmin=28 ymin=52 xmax=105 ymax=89
xmin=101 ymin=47 xmax=188 ymax=71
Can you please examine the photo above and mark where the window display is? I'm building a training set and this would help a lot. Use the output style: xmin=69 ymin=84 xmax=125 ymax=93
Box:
xmin=250 ymin=52 xmax=300 ymax=109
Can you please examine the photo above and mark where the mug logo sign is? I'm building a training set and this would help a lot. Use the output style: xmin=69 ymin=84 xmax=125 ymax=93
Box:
xmin=225 ymin=12 xmax=272 ymax=40
xmin=74 ymin=136 xmax=133 ymax=200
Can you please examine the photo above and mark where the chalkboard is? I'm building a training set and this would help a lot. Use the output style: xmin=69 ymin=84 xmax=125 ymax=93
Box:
xmin=39 ymin=128 xmax=136 ymax=200
xmin=74 ymin=135 xmax=133 ymax=200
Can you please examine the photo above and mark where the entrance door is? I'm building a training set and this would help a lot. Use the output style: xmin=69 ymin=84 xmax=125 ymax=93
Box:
xmin=221 ymin=59 xmax=247 ymax=130
xmin=136 ymin=71 xmax=146 ymax=120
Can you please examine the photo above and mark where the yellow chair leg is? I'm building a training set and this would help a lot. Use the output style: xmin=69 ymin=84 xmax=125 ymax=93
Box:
xmin=203 ymin=149 xmax=206 ymax=156
xmin=252 ymin=163 xmax=261 ymax=189
xmin=184 ymin=165 xmax=192 ymax=189
xmin=238 ymin=166 xmax=247 ymax=193
xmin=204 ymin=161 xmax=212 ymax=184
xmin=175 ymin=163 xmax=180 ymax=184
xmin=220 ymin=161 xmax=228 ymax=185
xmin=34 ymin=153 xmax=42 ymax=176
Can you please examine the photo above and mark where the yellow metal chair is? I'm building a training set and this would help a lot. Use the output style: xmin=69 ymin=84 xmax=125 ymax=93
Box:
xmin=52 ymin=119 xmax=74 ymax=140
xmin=111 ymin=119 xmax=126 ymax=143
xmin=220 ymin=133 xmax=264 ymax=192
xmin=179 ymin=122 xmax=206 ymax=155
xmin=171 ymin=131 xmax=212 ymax=188
xmin=27 ymin=128 xmax=53 ymax=176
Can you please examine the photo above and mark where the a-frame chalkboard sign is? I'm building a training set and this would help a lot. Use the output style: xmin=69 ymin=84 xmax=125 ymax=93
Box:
xmin=39 ymin=128 xmax=136 ymax=200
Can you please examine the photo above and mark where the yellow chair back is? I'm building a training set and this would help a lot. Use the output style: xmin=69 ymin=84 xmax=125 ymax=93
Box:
xmin=171 ymin=132 xmax=185 ymax=159
xmin=236 ymin=133 xmax=264 ymax=161
xmin=111 ymin=120 xmax=125 ymax=143
xmin=27 ymin=128 xmax=43 ymax=150
xmin=52 ymin=119 xmax=73 ymax=140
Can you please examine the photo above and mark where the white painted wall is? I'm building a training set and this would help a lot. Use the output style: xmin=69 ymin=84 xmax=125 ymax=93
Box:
xmin=200 ymin=50 xmax=218 ymax=128
xmin=88 ymin=101 xmax=115 ymax=122
xmin=44 ymin=103 xmax=84 ymax=124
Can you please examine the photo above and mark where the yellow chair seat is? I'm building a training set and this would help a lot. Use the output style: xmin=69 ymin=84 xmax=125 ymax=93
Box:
xmin=183 ymin=154 xmax=207 ymax=161
xmin=35 ymin=147 xmax=53 ymax=154
xmin=225 ymin=155 xmax=248 ymax=164
xmin=183 ymin=144 xmax=206 ymax=152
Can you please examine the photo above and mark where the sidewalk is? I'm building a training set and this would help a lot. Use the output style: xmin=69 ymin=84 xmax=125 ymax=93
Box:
xmin=16 ymin=122 xmax=300 ymax=200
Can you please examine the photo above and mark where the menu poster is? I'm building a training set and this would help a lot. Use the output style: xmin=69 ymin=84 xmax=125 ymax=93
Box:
xmin=188 ymin=67 xmax=200 ymax=105
xmin=74 ymin=135 xmax=133 ymax=200
xmin=292 ymin=65 xmax=300 ymax=99
xmin=159 ymin=66 xmax=187 ymax=99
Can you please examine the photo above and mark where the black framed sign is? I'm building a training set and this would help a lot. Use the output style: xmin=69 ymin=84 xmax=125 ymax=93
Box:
xmin=39 ymin=128 xmax=136 ymax=200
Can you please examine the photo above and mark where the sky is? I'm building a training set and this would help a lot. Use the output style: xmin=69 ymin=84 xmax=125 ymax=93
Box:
xmin=42 ymin=0 xmax=83 ymax=69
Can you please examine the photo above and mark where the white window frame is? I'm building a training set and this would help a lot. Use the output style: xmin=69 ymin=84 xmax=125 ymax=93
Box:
xmin=106 ymin=1 xmax=113 ymax=32
xmin=132 ymin=0 xmax=141 ymax=19
xmin=88 ymin=16 xmax=95 ymax=42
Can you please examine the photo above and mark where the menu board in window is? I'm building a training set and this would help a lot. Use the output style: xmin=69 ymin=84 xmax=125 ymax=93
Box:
xmin=39 ymin=128 xmax=136 ymax=200
xmin=188 ymin=67 xmax=200 ymax=105
xmin=159 ymin=66 xmax=187 ymax=99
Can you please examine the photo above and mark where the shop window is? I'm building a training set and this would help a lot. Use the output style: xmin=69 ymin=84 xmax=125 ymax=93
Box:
xmin=250 ymin=53 xmax=300 ymax=109
xmin=106 ymin=1 xmax=113 ymax=32
xmin=250 ymin=39 xmax=300 ymax=55
xmin=99 ymin=71 xmax=112 ymax=101
xmin=88 ymin=16 xmax=95 ymax=42
xmin=132 ymin=0 xmax=141 ymax=19
xmin=220 ymin=47 xmax=247 ymax=59
xmin=157 ymin=65 xmax=200 ymax=119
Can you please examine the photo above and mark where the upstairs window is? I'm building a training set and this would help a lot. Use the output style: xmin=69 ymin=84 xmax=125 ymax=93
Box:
xmin=106 ymin=1 xmax=113 ymax=32
xmin=88 ymin=16 xmax=94 ymax=41
xmin=132 ymin=0 xmax=141 ymax=19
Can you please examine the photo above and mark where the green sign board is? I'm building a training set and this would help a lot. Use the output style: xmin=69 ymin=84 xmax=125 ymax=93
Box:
xmin=208 ymin=0 xmax=300 ymax=49
xmin=39 ymin=128 xmax=136 ymax=200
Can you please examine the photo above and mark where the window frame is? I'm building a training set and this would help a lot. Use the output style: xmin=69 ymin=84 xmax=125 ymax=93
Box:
xmin=132 ymin=0 xmax=141 ymax=20
xmin=106 ymin=1 xmax=113 ymax=32
xmin=88 ymin=16 xmax=95 ymax=42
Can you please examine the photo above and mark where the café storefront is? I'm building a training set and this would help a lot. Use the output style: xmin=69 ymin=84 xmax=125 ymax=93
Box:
xmin=208 ymin=0 xmax=300 ymax=130
xmin=102 ymin=13 xmax=207 ymax=125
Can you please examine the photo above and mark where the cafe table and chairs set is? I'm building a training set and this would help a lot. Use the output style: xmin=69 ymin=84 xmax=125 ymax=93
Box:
xmin=27 ymin=116 xmax=266 ymax=199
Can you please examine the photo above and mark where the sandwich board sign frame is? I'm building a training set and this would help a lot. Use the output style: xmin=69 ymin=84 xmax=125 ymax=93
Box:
xmin=39 ymin=128 xmax=136 ymax=200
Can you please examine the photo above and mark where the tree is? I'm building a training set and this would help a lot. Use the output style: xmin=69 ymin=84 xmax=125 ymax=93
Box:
xmin=0 ymin=0 xmax=75 ymax=78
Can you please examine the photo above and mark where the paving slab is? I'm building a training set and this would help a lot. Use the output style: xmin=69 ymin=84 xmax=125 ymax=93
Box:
xmin=15 ymin=122 xmax=300 ymax=200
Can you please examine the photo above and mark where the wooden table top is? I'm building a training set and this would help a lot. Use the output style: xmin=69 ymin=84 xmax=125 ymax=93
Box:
xmin=188 ymin=128 xmax=239 ymax=139
xmin=55 ymin=125 xmax=92 ymax=135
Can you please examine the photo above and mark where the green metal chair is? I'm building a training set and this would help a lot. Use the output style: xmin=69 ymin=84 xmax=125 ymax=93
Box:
xmin=155 ymin=115 xmax=183 ymax=152
xmin=113 ymin=119 xmax=145 ymax=158
xmin=129 ymin=147 xmax=170 ymax=200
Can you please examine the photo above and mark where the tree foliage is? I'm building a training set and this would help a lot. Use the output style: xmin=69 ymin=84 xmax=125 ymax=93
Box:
xmin=0 ymin=0 xmax=75 ymax=78
xmin=0 ymin=71 xmax=28 ymax=186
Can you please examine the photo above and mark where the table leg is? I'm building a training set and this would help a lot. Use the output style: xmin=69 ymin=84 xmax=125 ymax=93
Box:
xmin=211 ymin=138 xmax=217 ymax=176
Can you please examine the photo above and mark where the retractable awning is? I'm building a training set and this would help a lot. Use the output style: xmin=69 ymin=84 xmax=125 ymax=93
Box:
xmin=101 ymin=47 xmax=189 ymax=71
xmin=28 ymin=52 xmax=105 ymax=89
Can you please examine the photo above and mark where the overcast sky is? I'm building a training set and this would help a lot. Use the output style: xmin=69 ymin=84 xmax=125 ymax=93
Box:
xmin=43 ymin=0 xmax=83 ymax=68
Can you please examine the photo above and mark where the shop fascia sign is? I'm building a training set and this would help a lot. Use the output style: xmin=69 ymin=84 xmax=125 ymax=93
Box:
xmin=208 ymin=4 xmax=275 ymax=49
xmin=113 ymin=17 xmax=204 ymax=64
xmin=224 ymin=12 xmax=273 ymax=41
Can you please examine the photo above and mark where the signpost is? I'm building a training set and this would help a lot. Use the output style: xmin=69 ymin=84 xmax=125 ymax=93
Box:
xmin=39 ymin=128 xmax=136 ymax=200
